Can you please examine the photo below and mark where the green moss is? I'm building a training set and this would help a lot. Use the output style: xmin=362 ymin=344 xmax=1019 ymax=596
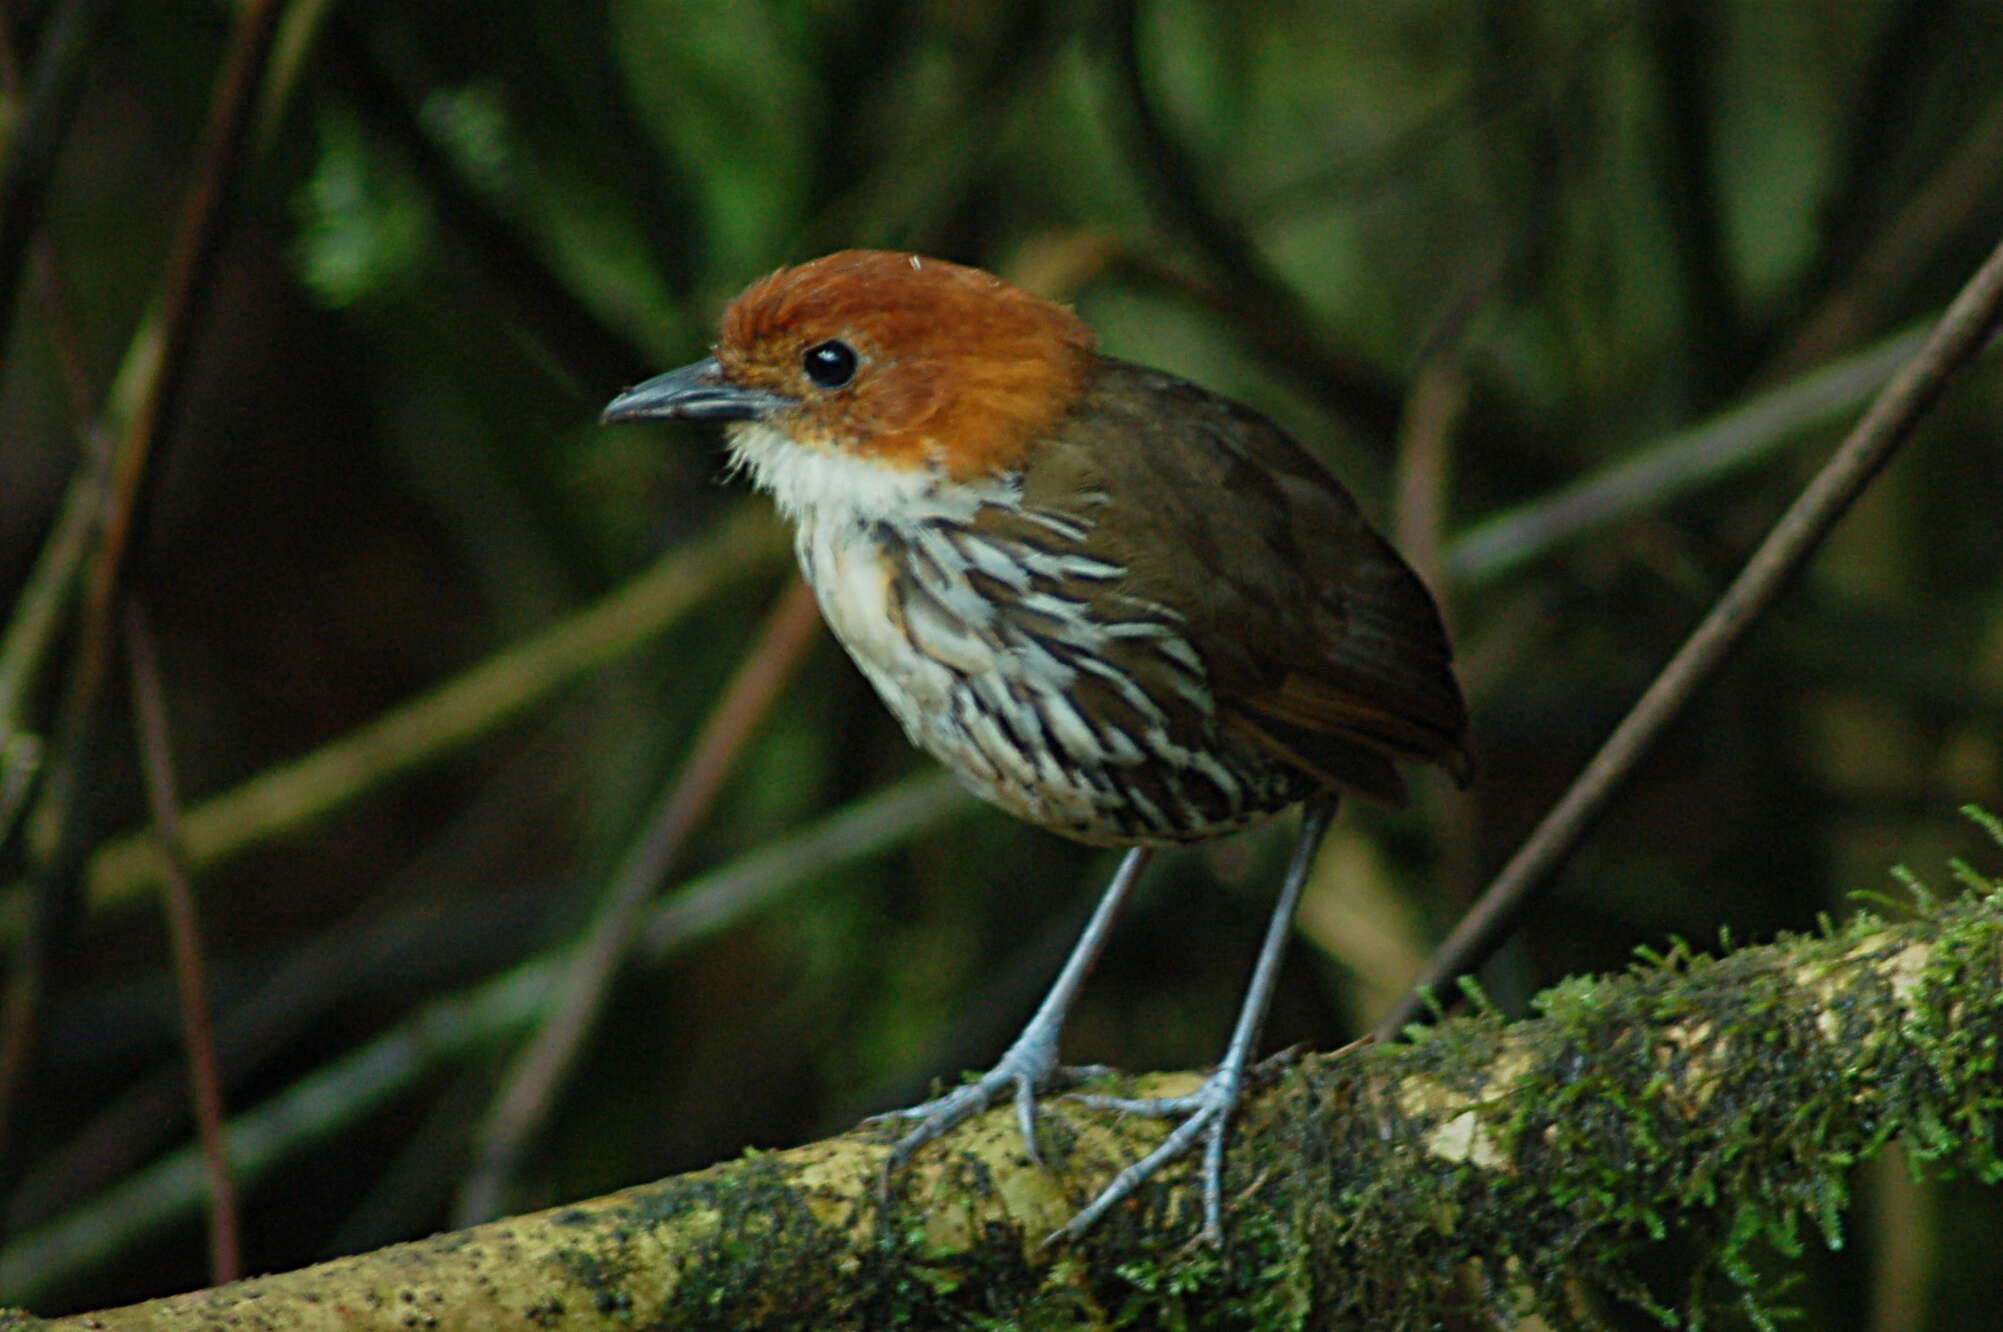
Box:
xmin=514 ymin=831 xmax=2001 ymax=1328
xmin=1205 ymin=859 xmax=2003 ymax=1328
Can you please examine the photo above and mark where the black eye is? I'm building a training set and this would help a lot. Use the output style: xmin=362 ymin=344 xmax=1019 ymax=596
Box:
xmin=801 ymin=339 xmax=858 ymax=389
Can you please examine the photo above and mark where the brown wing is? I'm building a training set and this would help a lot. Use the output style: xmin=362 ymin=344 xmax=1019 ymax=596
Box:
xmin=1023 ymin=358 xmax=1471 ymax=806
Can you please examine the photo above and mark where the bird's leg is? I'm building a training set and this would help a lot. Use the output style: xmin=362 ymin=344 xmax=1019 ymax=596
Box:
xmin=1050 ymin=794 xmax=1338 ymax=1245
xmin=873 ymin=845 xmax=1155 ymax=1173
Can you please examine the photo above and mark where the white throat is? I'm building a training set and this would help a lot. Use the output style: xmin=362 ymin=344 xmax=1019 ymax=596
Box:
xmin=723 ymin=421 xmax=1014 ymax=528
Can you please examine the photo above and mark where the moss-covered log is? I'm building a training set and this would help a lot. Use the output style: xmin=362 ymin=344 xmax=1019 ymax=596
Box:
xmin=11 ymin=884 xmax=2001 ymax=1330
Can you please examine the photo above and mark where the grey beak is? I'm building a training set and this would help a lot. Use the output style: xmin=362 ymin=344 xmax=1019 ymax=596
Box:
xmin=600 ymin=357 xmax=794 ymax=424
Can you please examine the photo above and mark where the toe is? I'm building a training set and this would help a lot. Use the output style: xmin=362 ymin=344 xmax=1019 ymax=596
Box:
xmin=1012 ymin=1077 xmax=1045 ymax=1168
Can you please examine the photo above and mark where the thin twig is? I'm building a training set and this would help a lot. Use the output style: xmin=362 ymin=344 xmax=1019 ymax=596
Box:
xmin=0 ymin=0 xmax=313 ymax=861
xmin=8 ymin=713 xmax=586 ymax=1233
xmin=1446 ymin=321 xmax=1932 ymax=586
xmin=0 ymin=0 xmax=110 ymax=377
xmin=0 ymin=772 xmax=972 ymax=1303
xmin=452 ymin=577 xmax=825 ymax=1226
xmin=1393 ymin=350 xmax=1470 ymax=597
xmin=0 ymin=0 xmax=110 ymax=1132
xmin=0 ymin=0 xmax=288 ymax=1206
xmin=0 ymin=56 xmax=102 ymax=414
xmin=1378 ymin=230 xmax=2003 ymax=1038
xmin=122 ymin=602 xmax=240 ymax=1284
xmin=52 ymin=505 xmax=786 ymax=923
xmin=1390 ymin=343 xmax=1482 ymax=923
xmin=70 ymin=0 xmax=286 ymax=641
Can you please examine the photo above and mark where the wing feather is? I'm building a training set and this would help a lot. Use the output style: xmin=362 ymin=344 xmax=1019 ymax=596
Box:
xmin=1024 ymin=359 xmax=1472 ymax=804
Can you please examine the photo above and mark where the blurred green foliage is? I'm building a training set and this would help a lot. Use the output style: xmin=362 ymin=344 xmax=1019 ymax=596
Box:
xmin=2 ymin=0 xmax=2001 ymax=1323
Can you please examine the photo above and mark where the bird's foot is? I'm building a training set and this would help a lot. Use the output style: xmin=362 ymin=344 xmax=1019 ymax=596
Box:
xmin=1047 ymin=1062 xmax=1251 ymax=1246
xmin=867 ymin=1032 xmax=1112 ymax=1179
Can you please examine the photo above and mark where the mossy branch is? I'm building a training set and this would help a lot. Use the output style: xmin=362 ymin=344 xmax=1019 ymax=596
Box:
xmin=13 ymin=884 xmax=2002 ymax=1330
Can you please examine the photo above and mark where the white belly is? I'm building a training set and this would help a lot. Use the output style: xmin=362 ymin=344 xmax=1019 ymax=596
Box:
xmin=792 ymin=511 xmax=1295 ymax=846
xmin=798 ymin=521 xmax=1116 ymax=837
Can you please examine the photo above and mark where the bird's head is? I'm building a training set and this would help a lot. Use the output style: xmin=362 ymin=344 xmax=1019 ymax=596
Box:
xmin=603 ymin=251 xmax=1096 ymax=506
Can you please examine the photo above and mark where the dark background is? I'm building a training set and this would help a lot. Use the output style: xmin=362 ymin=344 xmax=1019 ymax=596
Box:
xmin=2 ymin=1 xmax=2000 ymax=1323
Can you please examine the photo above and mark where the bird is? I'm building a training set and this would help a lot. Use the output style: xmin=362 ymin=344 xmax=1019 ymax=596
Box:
xmin=602 ymin=249 xmax=1470 ymax=1243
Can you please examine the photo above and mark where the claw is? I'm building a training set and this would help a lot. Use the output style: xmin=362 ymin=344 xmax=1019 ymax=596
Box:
xmin=870 ymin=1045 xmax=1112 ymax=1183
xmin=1047 ymin=1064 xmax=1247 ymax=1244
